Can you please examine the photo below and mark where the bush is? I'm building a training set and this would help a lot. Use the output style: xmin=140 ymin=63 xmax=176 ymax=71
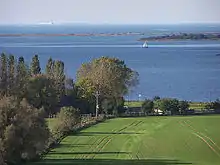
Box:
xmin=52 ymin=107 xmax=81 ymax=139
xmin=0 ymin=96 xmax=50 ymax=165
xmin=179 ymin=101 xmax=189 ymax=115
xmin=158 ymin=98 xmax=179 ymax=115
xmin=141 ymin=99 xmax=154 ymax=115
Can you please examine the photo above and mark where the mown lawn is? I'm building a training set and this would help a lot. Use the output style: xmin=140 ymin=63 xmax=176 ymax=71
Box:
xmin=34 ymin=115 xmax=220 ymax=165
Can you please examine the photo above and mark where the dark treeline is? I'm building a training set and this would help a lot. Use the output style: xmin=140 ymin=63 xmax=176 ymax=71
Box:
xmin=0 ymin=53 xmax=94 ymax=117
xmin=0 ymin=53 xmax=86 ymax=165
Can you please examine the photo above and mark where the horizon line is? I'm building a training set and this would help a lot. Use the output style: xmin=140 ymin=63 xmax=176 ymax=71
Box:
xmin=0 ymin=22 xmax=220 ymax=26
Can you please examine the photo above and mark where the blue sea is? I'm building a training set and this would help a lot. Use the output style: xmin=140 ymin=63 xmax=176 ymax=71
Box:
xmin=0 ymin=24 xmax=220 ymax=101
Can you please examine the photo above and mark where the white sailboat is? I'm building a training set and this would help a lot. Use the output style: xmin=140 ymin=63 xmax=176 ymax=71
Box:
xmin=142 ymin=41 xmax=148 ymax=48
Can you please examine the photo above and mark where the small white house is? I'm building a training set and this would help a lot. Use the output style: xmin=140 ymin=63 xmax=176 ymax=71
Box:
xmin=153 ymin=109 xmax=163 ymax=115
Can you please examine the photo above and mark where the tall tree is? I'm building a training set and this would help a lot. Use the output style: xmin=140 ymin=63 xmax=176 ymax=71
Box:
xmin=45 ymin=57 xmax=54 ymax=77
xmin=0 ymin=53 xmax=7 ymax=96
xmin=179 ymin=100 xmax=189 ymax=115
xmin=16 ymin=57 xmax=29 ymax=99
xmin=54 ymin=60 xmax=65 ymax=101
xmin=30 ymin=55 xmax=41 ymax=75
xmin=76 ymin=56 xmax=139 ymax=116
xmin=77 ymin=57 xmax=139 ymax=98
xmin=142 ymin=99 xmax=154 ymax=115
xmin=26 ymin=74 xmax=57 ymax=116
xmin=7 ymin=55 xmax=16 ymax=96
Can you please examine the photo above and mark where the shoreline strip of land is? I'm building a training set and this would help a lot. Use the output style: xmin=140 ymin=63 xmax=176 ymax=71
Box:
xmin=0 ymin=32 xmax=144 ymax=37
xmin=138 ymin=32 xmax=220 ymax=41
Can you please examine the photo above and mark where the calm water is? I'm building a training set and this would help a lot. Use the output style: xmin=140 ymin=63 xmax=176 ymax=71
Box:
xmin=0 ymin=24 xmax=220 ymax=101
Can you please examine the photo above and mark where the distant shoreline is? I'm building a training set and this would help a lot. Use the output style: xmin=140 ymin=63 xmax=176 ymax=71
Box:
xmin=0 ymin=32 xmax=144 ymax=37
xmin=138 ymin=33 xmax=220 ymax=41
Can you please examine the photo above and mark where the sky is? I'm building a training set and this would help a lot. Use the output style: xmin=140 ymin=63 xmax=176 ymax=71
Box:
xmin=0 ymin=0 xmax=220 ymax=24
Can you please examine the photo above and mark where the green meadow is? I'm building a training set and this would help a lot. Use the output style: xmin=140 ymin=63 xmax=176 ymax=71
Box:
xmin=34 ymin=115 xmax=220 ymax=165
xmin=124 ymin=101 xmax=207 ymax=110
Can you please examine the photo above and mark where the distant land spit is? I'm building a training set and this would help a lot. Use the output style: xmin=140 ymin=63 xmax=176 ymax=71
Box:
xmin=0 ymin=32 xmax=144 ymax=37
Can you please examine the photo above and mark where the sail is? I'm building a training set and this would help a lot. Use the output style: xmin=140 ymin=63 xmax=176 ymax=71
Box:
xmin=143 ymin=41 xmax=148 ymax=47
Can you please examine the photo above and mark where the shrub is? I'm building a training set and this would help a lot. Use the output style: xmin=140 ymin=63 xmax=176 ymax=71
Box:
xmin=52 ymin=107 xmax=81 ymax=139
xmin=158 ymin=98 xmax=179 ymax=115
xmin=141 ymin=99 xmax=154 ymax=115
xmin=179 ymin=101 xmax=189 ymax=115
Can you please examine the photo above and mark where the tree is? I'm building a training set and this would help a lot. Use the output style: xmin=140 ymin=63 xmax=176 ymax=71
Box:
xmin=16 ymin=57 xmax=29 ymax=99
xmin=30 ymin=55 xmax=41 ymax=75
xmin=204 ymin=99 xmax=220 ymax=111
xmin=53 ymin=60 xmax=65 ymax=101
xmin=76 ymin=56 xmax=139 ymax=116
xmin=116 ymin=97 xmax=125 ymax=115
xmin=0 ymin=53 xmax=7 ymax=96
xmin=153 ymin=96 xmax=160 ymax=101
xmin=7 ymin=55 xmax=16 ymax=96
xmin=142 ymin=99 xmax=154 ymax=115
xmin=205 ymin=102 xmax=213 ymax=110
xmin=45 ymin=57 xmax=54 ymax=77
xmin=212 ymin=99 xmax=220 ymax=110
xmin=101 ymin=98 xmax=115 ymax=115
xmin=0 ymin=96 xmax=50 ymax=164
xmin=179 ymin=100 xmax=189 ymax=115
xmin=59 ymin=78 xmax=79 ymax=108
xmin=26 ymin=74 xmax=57 ymax=117
xmin=159 ymin=98 xmax=179 ymax=115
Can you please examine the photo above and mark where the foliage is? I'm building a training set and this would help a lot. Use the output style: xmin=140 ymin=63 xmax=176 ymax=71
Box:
xmin=26 ymin=74 xmax=58 ymax=116
xmin=76 ymin=56 xmax=138 ymax=116
xmin=45 ymin=57 xmax=54 ymax=76
xmin=101 ymin=98 xmax=115 ymax=114
xmin=16 ymin=56 xmax=30 ymax=100
xmin=141 ymin=99 xmax=154 ymax=114
xmin=153 ymin=96 xmax=161 ymax=101
xmin=7 ymin=55 xmax=16 ymax=96
xmin=30 ymin=55 xmax=41 ymax=75
xmin=179 ymin=100 xmax=190 ymax=115
xmin=158 ymin=98 xmax=179 ymax=115
xmin=53 ymin=60 xmax=66 ymax=101
xmin=205 ymin=99 xmax=220 ymax=110
xmin=101 ymin=97 xmax=125 ymax=115
xmin=0 ymin=53 xmax=7 ymax=96
xmin=0 ymin=96 xmax=49 ymax=165
xmin=52 ymin=107 xmax=81 ymax=138
xmin=76 ymin=56 xmax=138 ymax=98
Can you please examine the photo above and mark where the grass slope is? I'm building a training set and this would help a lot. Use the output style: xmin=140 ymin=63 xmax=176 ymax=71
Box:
xmin=35 ymin=116 xmax=220 ymax=165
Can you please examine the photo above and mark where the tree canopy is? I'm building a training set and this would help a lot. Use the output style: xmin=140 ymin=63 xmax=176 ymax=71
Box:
xmin=76 ymin=56 xmax=138 ymax=115
xmin=76 ymin=56 xmax=139 ymax=98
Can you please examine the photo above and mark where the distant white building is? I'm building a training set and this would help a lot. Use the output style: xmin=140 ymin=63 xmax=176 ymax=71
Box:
xmin=154 ymin=109 xmax=163 ymax=115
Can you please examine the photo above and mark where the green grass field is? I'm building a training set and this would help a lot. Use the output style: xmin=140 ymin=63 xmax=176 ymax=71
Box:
xmin=35 ymin=116 xmax=220 ymax=165
xmin=46 ymin=118 xmax=57 ymax=130
xmin=125 ymin=101 xmax=207 ymax=110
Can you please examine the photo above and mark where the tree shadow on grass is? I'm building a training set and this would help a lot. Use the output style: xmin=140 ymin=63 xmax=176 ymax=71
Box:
xmin=75 ymin=132 xmax=144 ymax=136
xmin=33 ymin=158 xmax=192 ymax=165
xmin=55 ymin=144 xmax=95 ymax=148
xmin=48 ymin=151 xmax=130 ymax=155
